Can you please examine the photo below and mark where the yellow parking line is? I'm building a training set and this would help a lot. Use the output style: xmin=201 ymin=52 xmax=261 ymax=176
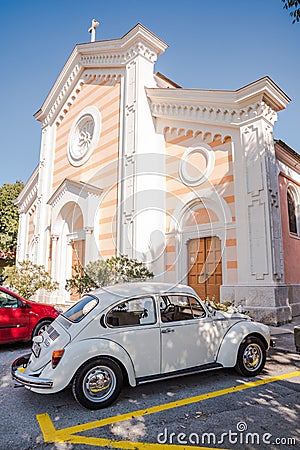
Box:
xmin=36 ymin=415 xmax=224 ymax=450
xmin=36 ymin=370 xmax=300 ymax=448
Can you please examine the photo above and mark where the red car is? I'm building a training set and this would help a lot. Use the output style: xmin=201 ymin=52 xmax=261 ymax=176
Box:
xmin=0 ymin=286 xmax=60 ymax=344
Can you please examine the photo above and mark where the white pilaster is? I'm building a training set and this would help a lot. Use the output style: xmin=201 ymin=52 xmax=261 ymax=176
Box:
xmin=118 ymin=46 xmax=167 ymax=278
xmin=223 ymin=112 xmax=290 ymax=324
xmin=33 ymin=125 xmax=56 ymax=267
xmin=235 ymin=116 xmax=283 ymax=285
xmin=15 ymin=212 xmax=28 ymax=262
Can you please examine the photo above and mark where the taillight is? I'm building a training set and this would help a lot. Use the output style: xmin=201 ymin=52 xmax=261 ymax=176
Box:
xmin=52 ymin=349 xmax=64 ymax=368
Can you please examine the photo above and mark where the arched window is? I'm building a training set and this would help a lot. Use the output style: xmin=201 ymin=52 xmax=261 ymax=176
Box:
xmin=287 ymin=189 xmax=298 ymax=235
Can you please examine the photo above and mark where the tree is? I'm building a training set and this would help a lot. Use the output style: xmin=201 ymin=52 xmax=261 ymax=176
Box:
xmin=65 ymin=255 xmax=154 ymax=295
xmin=0 ymin=181 xmax=24 ymax=263
xmin=282 ymin=0 xmax=300 ymax=23
xmin=3 ymin=261 xmax=58 ymax=299
xmin=105 ymin=255 xmax=154 ymax=284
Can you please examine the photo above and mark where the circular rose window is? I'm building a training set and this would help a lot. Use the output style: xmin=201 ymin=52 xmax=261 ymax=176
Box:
xmin=67 ymin=106 xmax=101 ymax=166
xmin=179 ymin=145 xmax=215 ymax=186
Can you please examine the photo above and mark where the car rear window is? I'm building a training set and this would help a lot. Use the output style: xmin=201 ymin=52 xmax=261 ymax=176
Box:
xmin=63 ymin=295 xmax=98 ymax=322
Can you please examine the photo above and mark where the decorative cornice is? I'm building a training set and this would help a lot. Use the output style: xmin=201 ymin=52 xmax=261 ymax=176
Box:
xmin=37 ymin=64 xmax=83 ymax=128
xmin=235 ymin=76 xmax=290 ymax=111
xmin=162 ymin=126 xmax=231 ymax=144
xmin=80 ymin=42 xmax=159 ymax=67
xmin=35 ymin=23 xmax=167 ymax=128
xmin=51 ymin=71 xmax=122 ymax=128
xmin=150 ymin=99 xmax=278 ymax=127
xmin=14 ymin=166 xmax=39 ymax=214
xmin=47 ymin=178 xmax=103 ymax=208
xmin=146 ymin=77 xmax=290 ymax=128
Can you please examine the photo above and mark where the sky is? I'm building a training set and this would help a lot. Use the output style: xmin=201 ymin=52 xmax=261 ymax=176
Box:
xmin=0 ymin=0 xmax=299 ymax=186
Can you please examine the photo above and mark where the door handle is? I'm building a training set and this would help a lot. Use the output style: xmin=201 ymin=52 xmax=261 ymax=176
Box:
xmin=161 ymin=328 xmax=174 ymax=334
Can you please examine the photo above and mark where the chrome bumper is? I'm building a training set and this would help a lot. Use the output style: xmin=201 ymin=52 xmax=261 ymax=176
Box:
xmin=11 ymin=354 xmax=53 ymax=389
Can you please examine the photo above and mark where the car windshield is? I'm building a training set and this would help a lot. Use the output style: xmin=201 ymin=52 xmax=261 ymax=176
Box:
xmin=63 ymin=295 xmax=98 ymax=322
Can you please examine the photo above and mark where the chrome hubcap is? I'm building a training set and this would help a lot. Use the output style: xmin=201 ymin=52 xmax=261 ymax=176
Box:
xmin=83 ymin=366 xmax=116 ymax=402
xmin=243 ymin=343 xmax=262 ymax=371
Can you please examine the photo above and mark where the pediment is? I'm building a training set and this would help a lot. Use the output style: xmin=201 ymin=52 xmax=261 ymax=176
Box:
xmin=47 ymin=179 xmax=102 ymax=208
xmin=34 ymin=24 xmax=167 ymax=128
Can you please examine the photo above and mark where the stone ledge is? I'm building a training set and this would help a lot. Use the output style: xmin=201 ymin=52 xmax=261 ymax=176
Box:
xmin=221 ymin=284 xmax=292 ymax=325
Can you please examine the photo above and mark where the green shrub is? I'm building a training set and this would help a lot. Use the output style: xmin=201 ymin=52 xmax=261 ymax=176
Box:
xmin=64 ymin=264 xmax=97 ymax=295
xmin=65 ymin=255 xmax=154 ymax=295
xmin=3 ymin=261 xmax=58 ymax=299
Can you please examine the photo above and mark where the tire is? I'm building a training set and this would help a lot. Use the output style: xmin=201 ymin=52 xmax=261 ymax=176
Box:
xmin=235 ymin=336 xmax=266 ymax=377
xmin=72 ymin=357 xmax=123 ymax=409
xmin=32 ymin=319 xmax=52 ymax=338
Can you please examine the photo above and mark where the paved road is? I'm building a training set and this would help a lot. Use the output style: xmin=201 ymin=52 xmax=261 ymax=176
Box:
xmin=0 ymin=339 xmax=299 ymax=450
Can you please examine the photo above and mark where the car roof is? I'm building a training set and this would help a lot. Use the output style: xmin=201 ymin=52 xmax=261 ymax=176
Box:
xmin=89 ymin=281 xmax=197 ymax=306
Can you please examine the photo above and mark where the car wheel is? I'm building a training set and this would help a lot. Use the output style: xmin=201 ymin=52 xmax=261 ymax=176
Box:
xmin=235 ymin=336 xmax=266 ymax=376
xmin=72 ymin=357 xmax=123 ymax=409
xmin=32 ymin=319 xmax=52 ymax=338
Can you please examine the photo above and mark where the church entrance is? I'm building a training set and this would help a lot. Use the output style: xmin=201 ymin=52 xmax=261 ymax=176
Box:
xmin=188 ymin=236 xmax=222 ymax=302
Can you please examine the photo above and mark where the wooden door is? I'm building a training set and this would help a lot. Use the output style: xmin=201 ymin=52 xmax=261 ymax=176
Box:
xmin=72 ymin=240 xmax=85 ymax=269
xmin=188 ymin=237 xmax=222 ymax=302
xmin=71 ymin=240 xmax=85 ymax=300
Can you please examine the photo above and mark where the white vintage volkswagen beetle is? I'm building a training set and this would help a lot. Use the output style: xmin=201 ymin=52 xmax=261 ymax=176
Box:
xmin=12 ymin=282 xmax=271 ymax=409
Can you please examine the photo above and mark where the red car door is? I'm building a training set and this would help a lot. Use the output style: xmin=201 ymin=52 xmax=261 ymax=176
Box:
xmin=0 ymin=290 xmax=30 ymax=342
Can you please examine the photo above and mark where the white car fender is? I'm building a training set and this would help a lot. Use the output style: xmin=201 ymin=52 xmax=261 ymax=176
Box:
xmin=216 ymin=321 xmax=270 ymax=368
xmin=32 ymin=338 xmax=137 ymax=394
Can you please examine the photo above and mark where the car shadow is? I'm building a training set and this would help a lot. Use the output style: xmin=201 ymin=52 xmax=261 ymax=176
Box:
xmin=0 ymin=341 xmax=32 ymax=352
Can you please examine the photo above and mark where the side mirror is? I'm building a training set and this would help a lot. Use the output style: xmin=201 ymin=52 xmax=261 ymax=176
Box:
xmin=209 ymin=308 xmax=216 ymax=317
xmin=21 ymin=301 xmax=31 ymax=309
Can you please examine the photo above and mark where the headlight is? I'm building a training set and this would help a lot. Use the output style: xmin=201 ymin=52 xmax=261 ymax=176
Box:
xmin=54 ymin=306 xmax=63 ymax=313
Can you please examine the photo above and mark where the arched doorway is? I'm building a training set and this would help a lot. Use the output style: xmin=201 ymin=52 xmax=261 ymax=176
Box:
xmin=173 ymin=196 xmax=227 ymax=302
xmin=52 ymin=202 xmax=85 ymax=300
xmin=47 ymin=178 xmax=102 ymax=304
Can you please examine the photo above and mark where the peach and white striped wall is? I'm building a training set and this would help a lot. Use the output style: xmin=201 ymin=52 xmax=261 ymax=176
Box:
xmin=163 ymin=130 xmax=237 ymax=286
xmin=52 ymin=79 xmax=121 ymax=259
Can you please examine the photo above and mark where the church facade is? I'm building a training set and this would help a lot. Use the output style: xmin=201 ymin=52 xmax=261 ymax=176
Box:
xmin=15 ymin=24 xmax=300 ymax=324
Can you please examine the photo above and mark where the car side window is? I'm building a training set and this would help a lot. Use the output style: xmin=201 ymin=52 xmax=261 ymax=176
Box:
xmin=160 ymin=295 xmax=206 ymax=322
xmin=0 ymin=292 xmax=21 ymax=308
xmin=189 ymin=296 xmax=206 ymax=318
xmin=106 ymin=296 xmax=156 ymax=327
